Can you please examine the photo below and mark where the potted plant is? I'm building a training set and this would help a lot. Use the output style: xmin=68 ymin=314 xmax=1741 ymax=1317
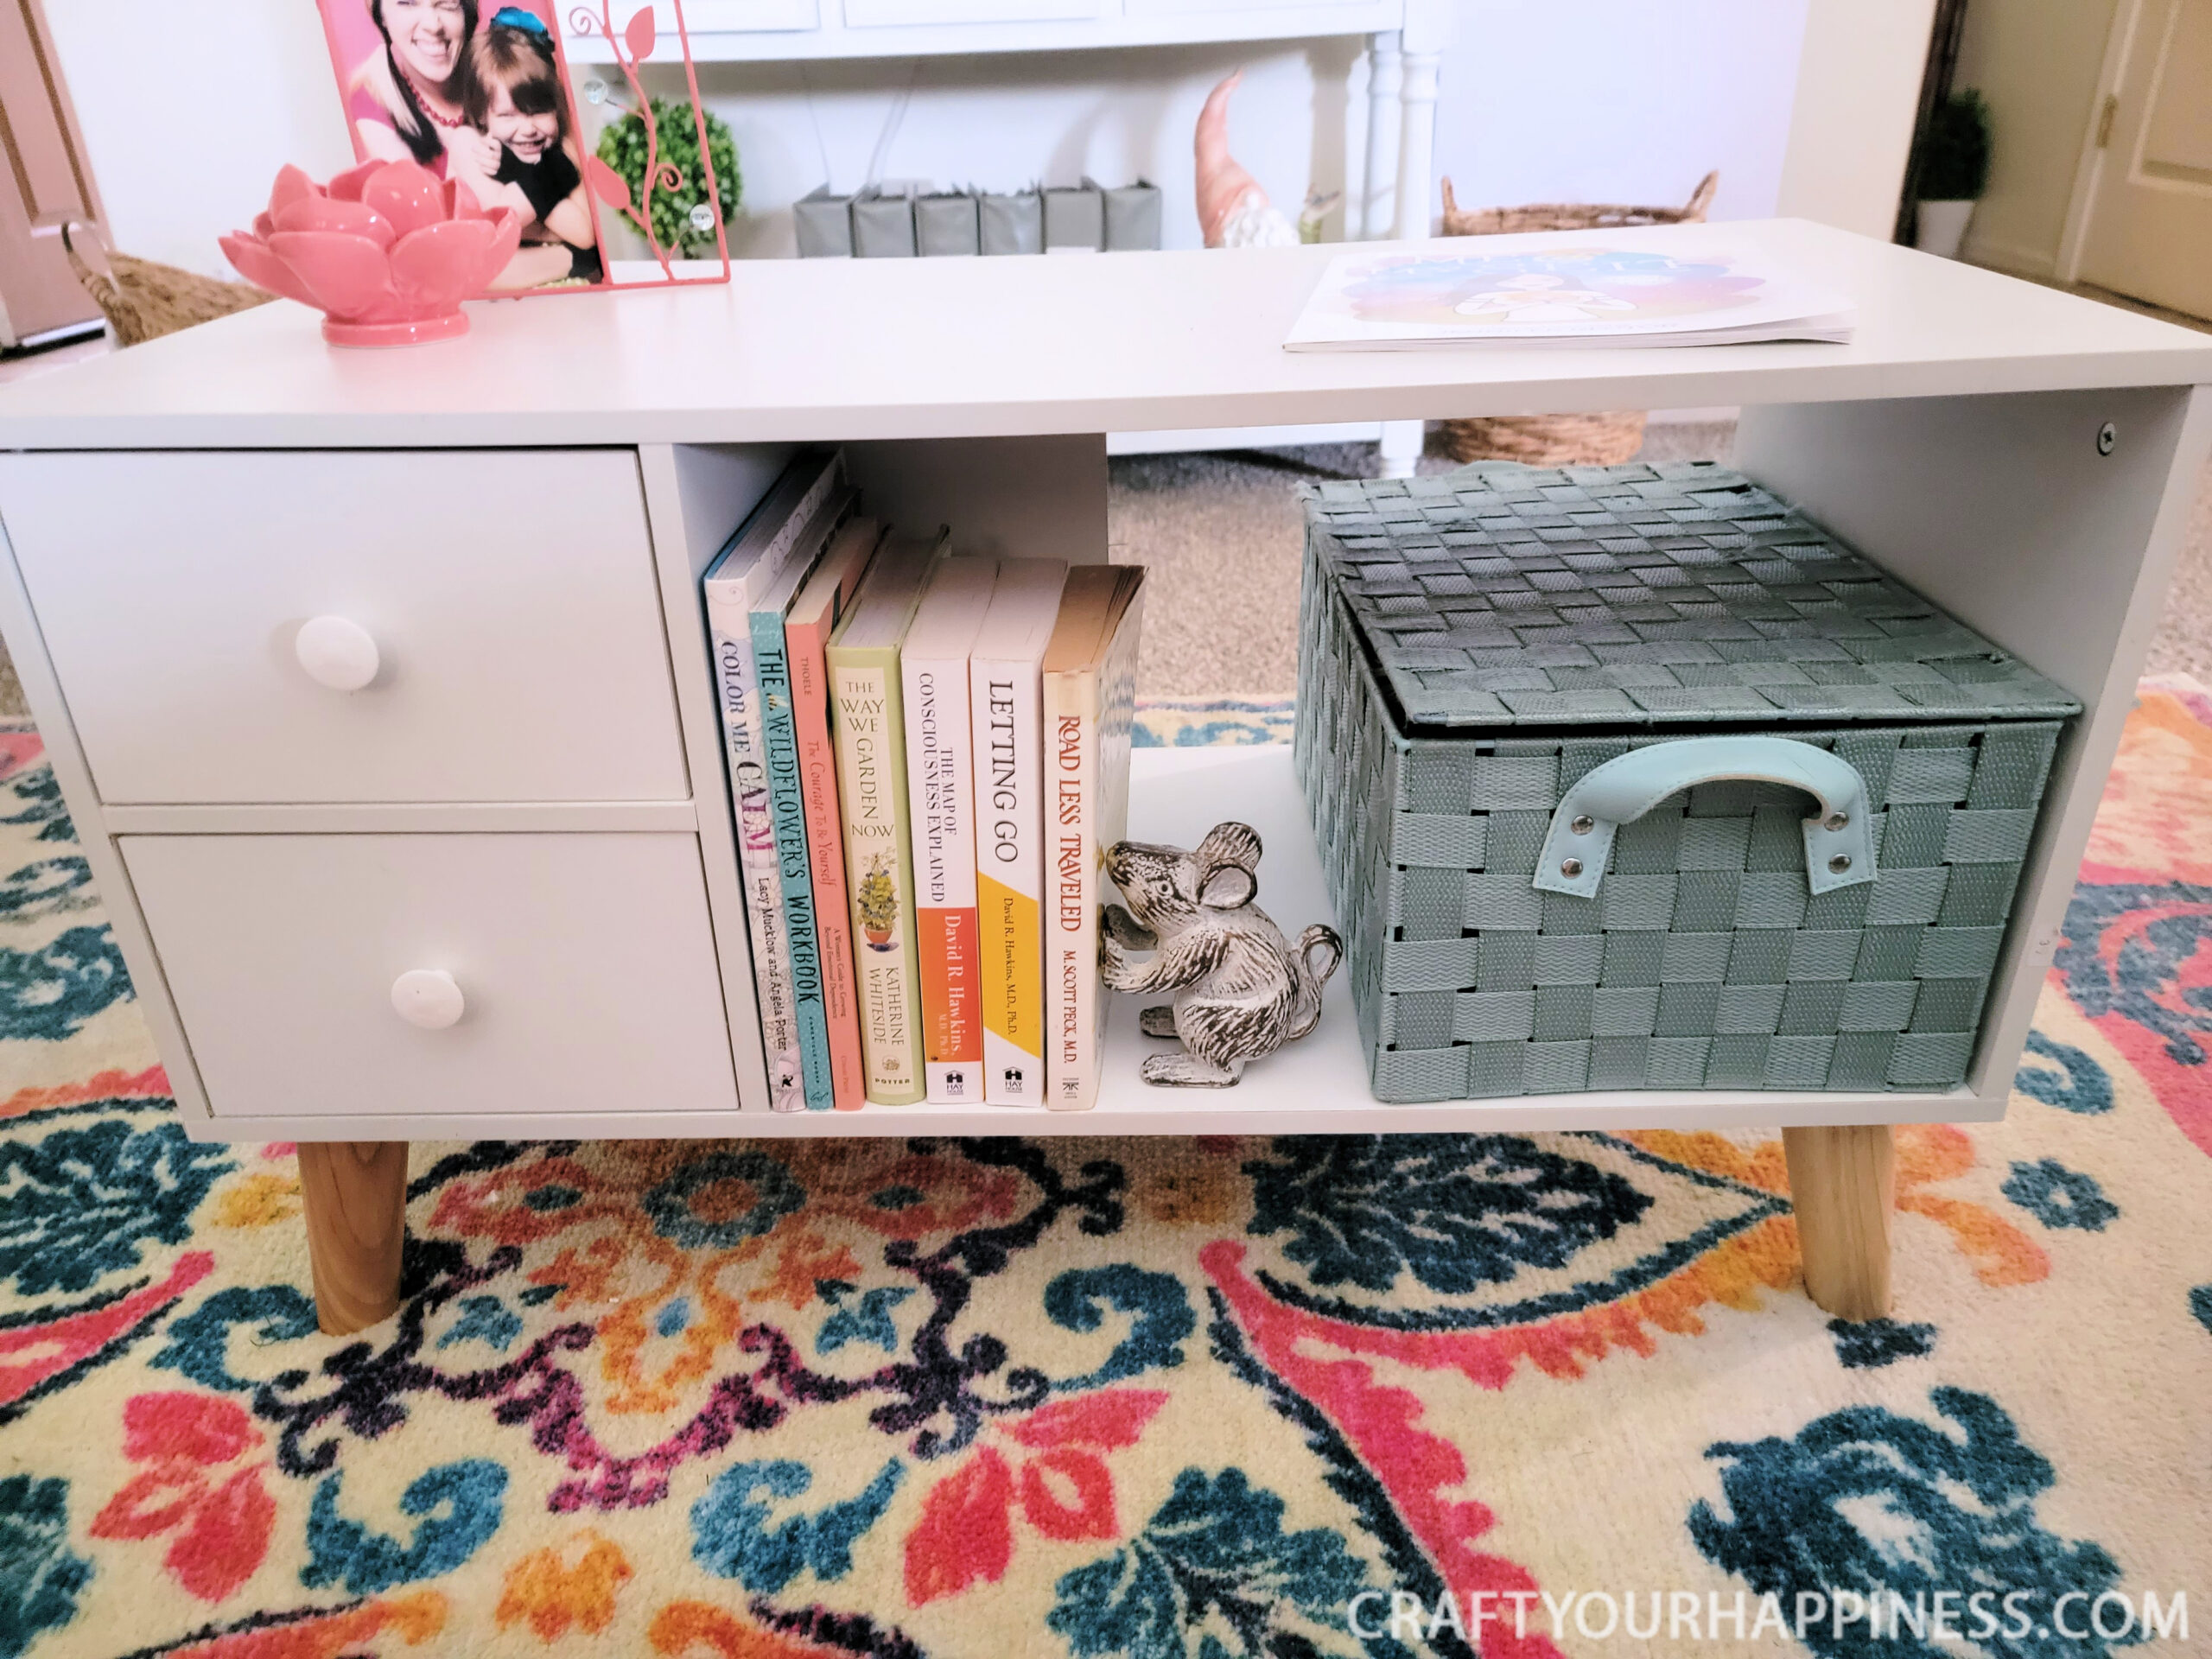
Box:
xmin=1913 ymin=89 xmax=1991 ymax=259
xmin=857 ymin=856 xmax=899 ymax=950
xmin=594 ymin=97 xmax=741 ymax=258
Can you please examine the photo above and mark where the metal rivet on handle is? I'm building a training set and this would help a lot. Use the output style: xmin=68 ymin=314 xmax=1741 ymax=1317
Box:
xmin=1822 ymin=811 xmax=1849 ymax=832
xmin=1570 ymin=815 xmax=1595 ymax=835
xmin=1828 ymin=854 xmax=1853 ymax=874
xmin=1560 ymin=857 xmax=1584 ymax=878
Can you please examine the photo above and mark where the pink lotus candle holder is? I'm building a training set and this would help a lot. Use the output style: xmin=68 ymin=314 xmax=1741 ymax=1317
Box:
xmin=221 ymin=162 xmax=521 ymax=347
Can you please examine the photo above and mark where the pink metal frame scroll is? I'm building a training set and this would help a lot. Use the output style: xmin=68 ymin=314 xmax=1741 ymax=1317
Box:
xmin=556 ymin=0 xmax=731 ymax=291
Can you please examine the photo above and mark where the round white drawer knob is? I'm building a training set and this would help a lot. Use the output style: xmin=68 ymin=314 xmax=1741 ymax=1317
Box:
xmin=391 ymin=969 xmax=464 ymax=1030
xmin=295 ymin=616 xmax=380 ymax=691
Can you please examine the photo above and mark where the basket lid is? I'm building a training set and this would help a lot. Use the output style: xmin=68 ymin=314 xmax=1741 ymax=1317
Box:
xmin=1305 ymin=460 xmax=2082 ymax=730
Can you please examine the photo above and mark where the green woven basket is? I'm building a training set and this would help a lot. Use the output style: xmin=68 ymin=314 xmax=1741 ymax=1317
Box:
xmin=1293 ymin=460 xmax=2082 ymax=1103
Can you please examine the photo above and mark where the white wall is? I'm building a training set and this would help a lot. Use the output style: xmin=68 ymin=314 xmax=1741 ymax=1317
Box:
xmin=1775 ymin=0 xmax=1939 ymax=238
xmin=44 ymin=1 xmax=355 ymax=277
xmin=49 ymin=0 xmax=1827 ymax=277
xmin=1431 ymin=0 xmax=1807 ymax=227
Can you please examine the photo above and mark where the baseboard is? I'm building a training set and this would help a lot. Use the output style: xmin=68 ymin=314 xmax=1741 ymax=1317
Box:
xmin=1961 ymin=236 xmax=2057 ymax=281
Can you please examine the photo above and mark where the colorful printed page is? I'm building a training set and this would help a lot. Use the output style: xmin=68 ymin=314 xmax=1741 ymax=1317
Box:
xmin=1284 ymin=232 xmax=1856 ymax=351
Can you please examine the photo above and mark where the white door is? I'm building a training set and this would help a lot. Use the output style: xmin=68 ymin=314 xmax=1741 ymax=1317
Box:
xmin=2075 ymin=0 xmax=2212 ymax=321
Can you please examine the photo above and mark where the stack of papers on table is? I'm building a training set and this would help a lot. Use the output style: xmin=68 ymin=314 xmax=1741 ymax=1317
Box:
xmin=1284 ymin=230 xmax=1856 ymax=351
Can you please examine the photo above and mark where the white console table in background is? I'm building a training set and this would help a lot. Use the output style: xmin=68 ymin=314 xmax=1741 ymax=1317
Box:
xmin=575 ymin=0 xmax=1452 ymax=473
xmin=0 ymin=221 xmax=2205 ymax=1334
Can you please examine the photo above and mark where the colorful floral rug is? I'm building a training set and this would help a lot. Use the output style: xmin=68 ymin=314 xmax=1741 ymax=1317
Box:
xmin=3 ymin=688 xmax=2210 ymax=1659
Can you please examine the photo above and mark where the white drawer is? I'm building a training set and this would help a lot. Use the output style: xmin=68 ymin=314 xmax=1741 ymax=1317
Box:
xmin=122 ymin=833 xmax=739 ymax=1119
xmin=0 ymin=449 xmax=689 ymax=804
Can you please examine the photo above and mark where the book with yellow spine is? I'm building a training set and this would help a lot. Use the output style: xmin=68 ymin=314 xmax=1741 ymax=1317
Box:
xmin=966 ymin=558 xmax=1071 ymax=1106
xmin=826 ymin=531 xmax=944 ymax=1103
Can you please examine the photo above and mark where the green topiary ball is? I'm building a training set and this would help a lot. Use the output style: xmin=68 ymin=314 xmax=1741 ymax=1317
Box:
xmin=594 ymin=98 xmax=741 ymax=256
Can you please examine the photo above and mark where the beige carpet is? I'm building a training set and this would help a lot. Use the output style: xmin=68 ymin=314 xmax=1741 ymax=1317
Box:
xmin=1111 ymin=423 xmax=2212 ymax=698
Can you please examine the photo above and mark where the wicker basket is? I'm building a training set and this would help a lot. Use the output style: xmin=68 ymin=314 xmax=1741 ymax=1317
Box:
xmin=63 ymin=223 xmax=271 ymax=348
xmin=1437 ymin=172 xmax=1718 ymax=467
xmin=1294 ymin=461 xmax=2080 ymax=1103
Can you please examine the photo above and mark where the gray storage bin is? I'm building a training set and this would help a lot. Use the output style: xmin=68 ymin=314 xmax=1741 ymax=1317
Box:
xmin=1103 ymin=181 xmax=1162 ymax=251
xmin=916 ymin=191 xmax=980 ymax=256
xmin=851 ymin=188 xmax=916 ymax=257
xmin=1294 ymin=461 xmax=2082 ymax=1103
xmin=980 ymin=190 xmax=1042 ymax=255
xmin=793 ymin=186 xmax=853 ymax=258
xmin=1043 ymin=182 xmax=1104 ymax=251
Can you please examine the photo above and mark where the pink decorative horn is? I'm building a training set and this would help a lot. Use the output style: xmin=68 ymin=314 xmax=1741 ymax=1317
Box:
xmin=1195 ymin=71 xmax=1267 ymax=248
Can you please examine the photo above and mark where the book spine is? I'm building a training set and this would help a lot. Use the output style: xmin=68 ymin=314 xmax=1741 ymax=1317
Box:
xmin=973 ymin=656 xmax=1046 ymax=1106
xmin=753 ymin=608 xmax=834 ymax=1111
xmin=830 ymin=650 xmax=925 ymax=1103
xmin=1045 ymin=666 xmax=1100 ymax=1109
xmin=903 ymin=652 xmax=983 ymax=1103
xmin=790 ymin=616 xmax=867 ymax=1109
xmin=709 ymin=591 xmax=804 ymax=1113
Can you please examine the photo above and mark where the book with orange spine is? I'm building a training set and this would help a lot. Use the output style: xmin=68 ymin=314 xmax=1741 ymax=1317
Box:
xmin=785 ymin=516 xmax=887 ymax=1110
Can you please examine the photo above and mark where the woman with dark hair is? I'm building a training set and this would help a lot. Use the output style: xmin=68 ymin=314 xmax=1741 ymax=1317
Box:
xmin=349 ymin=0 xmax=480 ymax=174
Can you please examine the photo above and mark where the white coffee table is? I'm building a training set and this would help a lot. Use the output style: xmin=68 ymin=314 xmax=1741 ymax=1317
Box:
xmin=0 ymin=221 xmax=2204 ymax=1332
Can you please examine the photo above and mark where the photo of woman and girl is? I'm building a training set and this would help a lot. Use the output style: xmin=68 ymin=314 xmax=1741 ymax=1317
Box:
xmin=324 ymin=0 xmax=601 ymax=287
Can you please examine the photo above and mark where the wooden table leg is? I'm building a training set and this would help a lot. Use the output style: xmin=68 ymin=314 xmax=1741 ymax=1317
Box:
xmin=1782 ymin=1124 xmax=1895 ymax=1321
xmin=297 ymin=1141 xmax=409 ymax=1336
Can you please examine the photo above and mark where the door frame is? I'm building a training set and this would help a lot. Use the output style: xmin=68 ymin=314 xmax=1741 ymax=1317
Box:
xmin=2054 ymin=0 xmax=2168 ymax=287
xmin=0 ymin=0 xmax=108 ymax=348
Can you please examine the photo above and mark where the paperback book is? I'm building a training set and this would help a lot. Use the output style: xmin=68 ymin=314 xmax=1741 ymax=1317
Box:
xmin=1284 ymin=229 xmax=1856 ymax=351
xmin=785 ymin=517 xmax=887 ymax=1110
xmin=967 ymin=558 xmax=1072 ymax=1107
xmin=827 ymin=531 xmax=947 ymax=1103
xmin=1043 ymin=565 xmax=1147 ymax=1111
xmin=749 ymin=510 xmax=862 ymax=1112
xmin=900 ymin=557 xmax=1001 ymax=1104
xmin=702 ymin=449 xmax=845 ymax=1114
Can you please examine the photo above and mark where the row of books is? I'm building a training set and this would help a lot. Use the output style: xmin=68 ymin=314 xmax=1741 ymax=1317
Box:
xmin=704 ymin=449 xmax=1146 ymax=1112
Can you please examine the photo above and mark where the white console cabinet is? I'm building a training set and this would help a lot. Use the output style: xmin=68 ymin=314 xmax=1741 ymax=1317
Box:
xmin=566 ymin=0 xmax=1452 ymax=249
xmin=0 ymin=223 xmax=2205 ymax=1331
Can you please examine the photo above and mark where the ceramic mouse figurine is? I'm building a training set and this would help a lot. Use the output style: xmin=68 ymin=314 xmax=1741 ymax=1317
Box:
xmin=1100 ymin=821 xmax=1343 ymax=1086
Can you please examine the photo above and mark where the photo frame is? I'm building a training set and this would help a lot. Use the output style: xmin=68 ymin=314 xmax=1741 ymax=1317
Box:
xmin=312 ymin=0 xmax=729 ymax=297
